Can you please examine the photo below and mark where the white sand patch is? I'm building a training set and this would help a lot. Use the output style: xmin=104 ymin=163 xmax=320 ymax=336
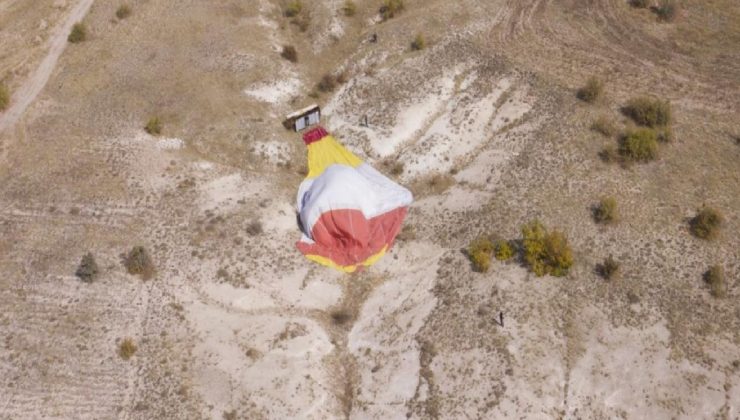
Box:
xmin=187 ymin=296 xmax=337 ymax=419
xmin=261 ymin=199 xmax=297 ymax=232
xmin=193 ymin=161 xmax=214 ymax=171
xmin=201 ymin=281 xmax=278 ymax=311
xmin=154 ymin=136 xmax=184 ymax=150
xmin=349 ymin=242 xmax=444 ymax=417
xmin=252 ymin=139 xmax=291 ymax=165
xmin=416 ymin=186 xmax=491 ymax=212
xmin=198 ymin=173 xmax=268 ymax=212
xmin=244 ymin=78 xmax=301 ymax=104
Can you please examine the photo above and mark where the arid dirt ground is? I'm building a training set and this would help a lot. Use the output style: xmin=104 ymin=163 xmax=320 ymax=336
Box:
xmin=1 ymin=0 xmax=738 ymax=419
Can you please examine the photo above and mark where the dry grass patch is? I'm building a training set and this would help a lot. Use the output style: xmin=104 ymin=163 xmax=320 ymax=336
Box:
xmin=577 ymin=76 xmax=603 ymax=103
xmin=116 ymin=4 xmax=131 ymax=19
xmin=281 ymin=45 xmax=298 ymax=63
xmin=596 ymin=255 xmax=619 ymax=280
xmin=619 ymin=128 xmax=658 ymax=162
xmin=119 ymin=338 xmax=137 ymax=360
xmin=655 ymin=0 xmax=679 ymax=22
xmin=284 ymin=0 xmax=303 ymax=17
xmin=689 ymin=206 xmax=722 ymax=240
xmin=494 ymin=240 xmax=515 ymax=261
xmin=123 ymin=246 xmax=155 ymax=280
xmin=704 ymin=265 xmax=725 ymax=298
xmin=380 ymin=0 xmax=404 ymax=20
xmin=593 ymin=196 xmax=618 ymax=224
xmin=468 ymin=236 xmax=493 ymax=273
xmin=145 ymin=116 xmax=162 ymax=135
xmin=342 ymin=0 xmax=357 ymax=16
xmin=623 ymin=97 xmax=671 ymax=127
xmin=411 ymin=33 xmax=426 ymax=51
xmin=591 ymin=115 xmax=616 ymax=137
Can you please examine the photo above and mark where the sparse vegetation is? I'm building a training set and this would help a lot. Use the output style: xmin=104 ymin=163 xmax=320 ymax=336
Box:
xmin=655 ymin=0 xmax=678 ymax=22
xmin=591 ymin=115 xmax=616 ymax=137
xmin=145 ymin=117 xmax=162 ymax=135
xmin=75 ymin=253 xmax=99 ymax=283
xmin=68 ymin=23 xmax=87 ymax=43
xmin=703 ymin=265 xmax=725 ymax=298
xmin=656 ymin=126 xmax=673 ymax=143
xmin=318 ymin=74 xmax=337 ymax=92
xmin=411 ymin=33 xmax=426 ymax=51
xmin=577 ymin=76 xmax=603 ymax=103
xmin=593 ymin=196 xmax=618 ymax=224
xmin=521 ymin=220 xmax=574 ymax=277
xmin=284 ymin=0 xmax=303 ymax=17
xmin=494 ymin=240 xmax=515 ymax=261
xmin=619 ymin=128 xmax=658 ymax=162
xmin=629 ymin=0 xmax=649 ymax=7
xmin=689 ymin=206 xmax=723 ymax=240
xmin=342 ymin=0 xmax=357 ymax=16
xmin=468 ymin=236 xmax=493 ymax=273
xmin=623 ymin=97 xmax=671 ymax=127
xmin=119 ymin=338 xmax=137 ymax=360
xmin=380 ymin=0 xmax=404 ymax=20
xmin=123 ymin=246 xmax=154 ymax=280
xmin=0 ymin=82 xmax=9 ymax=111
xmin=597 ymin=255 xmax=620 ymax=280
xmin=247 ymin=220 xmax=263 ymax=236
xmin=599 ymin=145 xmax=619 ymax=163
xmin=281 ymin=45 xmax=298 ymax=63
xmin=116 ymin=4 xmax=132 ymax=19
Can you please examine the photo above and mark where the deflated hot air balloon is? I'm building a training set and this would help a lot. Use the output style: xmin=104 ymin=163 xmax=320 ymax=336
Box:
xmin=295 ymin=127 xmax=413 ymax=272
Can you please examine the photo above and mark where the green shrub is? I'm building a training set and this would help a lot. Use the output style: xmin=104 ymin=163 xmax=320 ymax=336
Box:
xmin=284 ymin=0 xmax=302 ymax=17
xmin=619 ymin=128 xmax=658 ymax=161
xmin=521 ymin=220 xmax=574 ymax=277
xmin=468 ymin=236 xmax=493 ymax=272
xmin=704 ymin=265 xmax=725 ymax=298
xmin=145 ymin=117 xmax=162 ymax=135
xmin=380 ymin=0 xmax=404 ymax=20
xmin=656 ymin=0 xmax=678 ymax=22
xmin=623 ymin=97 xmax=671 ymax=127
xmin=281 ymin=45 xmax=298 ymax=63
xmin=494 ymin=240 xmax=515 ymax=261
xmin=689 ymin=206 xmax=723 ymax=240
xmin=577 ymin=77 xmax=603 ymax=103
xmin=116 ymin=4 xmax=132 ymax=19
xmin=593 ymin=196 xmax=618 ymax=224
xmin=124 ymin=246 xmax=154 ymax=280
xmin=591 ymin=115 xmax=616 ymax=137
xmin=68 ymin=23 xmax=87 ymax=43
xmin=0 ymin=83 xmax=9 ymax=111
xmin=119 ymin=338 xmax=137 ymax=360
xmin=411 ymin=33 xmax=426 ymax=51
xmin=342 ymin=0 xmax=357 ymax=16
xmin=75 ymin=253 xmax=99 ymax=283
xmin=597 ymin=255 xmax=619 ymax=280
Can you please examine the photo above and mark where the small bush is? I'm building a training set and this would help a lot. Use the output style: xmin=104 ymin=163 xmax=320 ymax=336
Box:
xmin=75 ymin=253 xmax=99 ymax=283
xmin=597 ymin=255 xmax=620 ymax=280
xmin=342 ymin=0 xmax=357 ymax=16
xmin=284 ymin=0 xmax=303 ymax=17
xmin=247 ymin=220 xmax=263 ymax=236
xmin=656 ymin=0 xmax=678 ymax=22
xmin=591 ymin=115 xmax=616 ymax=137
xmin=380 ymin=0 xmax=404 ymax=20
xmin=630 ymin=0 xmax=649 ymax=7
xmin=593 ymin=196 xmax=618 ymax=224
xmin=619 ymin=128 xmax=658 ymax=162
xmin=145 ymin=117 xmax=162 ymax=135
xmin=318 ymin=74 xmax=337 ymax=92
xmin=521 ymin=220 xmax=574 ymax=277
xmin=704 ymin=265 xmax=725 ymax=298
xmin=577 ymin=77 xmax=603 ymax=103
xmin=689 ymin=206 xmax=723 ymax=240
xmin=623 ymin=97 xmax=671 ymax=127
xmin=124 ymin=246 xmax=154 ymax=280
xmin=0 ymin=83 xmax=9 ymax=111
xmin=411 ymin=33 xmax=426 ymax=51
xmin=281 ymin=45 xmax=298 ymax=63
xmin=494 ymin=240 xmax=515 ymax=261
xmin=119 ymin=338 xmax=137 ymax=360
xmin=116 ymin=5 xmax=132 ymax=19
xmin=68 ymin=23 xmax=87 ymax=43
xmin=468 ymin=236 xmax=493 ymax=273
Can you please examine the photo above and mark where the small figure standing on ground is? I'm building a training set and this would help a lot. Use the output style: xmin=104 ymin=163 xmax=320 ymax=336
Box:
xmin=370 ymin=33 xmax=378 ymax=43
xmin=499 ymin=311 xmax=504 ymax=328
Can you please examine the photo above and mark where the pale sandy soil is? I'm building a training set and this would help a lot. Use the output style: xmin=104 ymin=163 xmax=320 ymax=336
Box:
xmin=0 ymin=1 xmax=738 ymax=419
